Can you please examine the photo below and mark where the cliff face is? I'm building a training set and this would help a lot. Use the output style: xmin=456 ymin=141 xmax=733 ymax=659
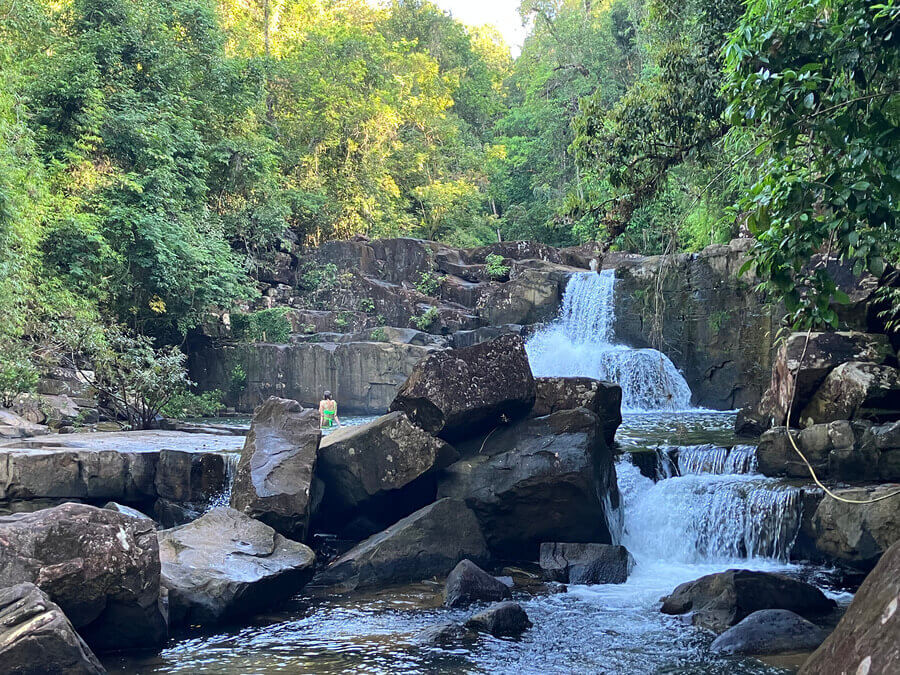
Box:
xmin=191 ymin=237 xmax=777 ymax=413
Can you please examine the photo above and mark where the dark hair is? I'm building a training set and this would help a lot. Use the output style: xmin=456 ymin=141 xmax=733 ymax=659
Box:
xmin=323 ymin=391 xmax=332 ymax=399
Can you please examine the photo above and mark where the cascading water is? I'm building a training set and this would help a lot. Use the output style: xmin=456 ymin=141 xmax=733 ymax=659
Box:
xmin=526 ymin=270 xmax=693 ymax=411
xmin=675 ymin=443 xmax=759 ymax=475
xmin=207 ymin=452 xmax=241 ymax=509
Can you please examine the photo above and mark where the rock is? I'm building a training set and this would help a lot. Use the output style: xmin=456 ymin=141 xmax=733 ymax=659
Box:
xmin=444 ymin=559 xmax=511 ymax=608
xmin=389 ymin=334 xmax=536 ymax=440
xmin=735 ymin=405 xmax=769 ymax=437
xmin=759 ymin=331 xmax=893 ymax=426
xmin=800 ymin=362 xmax=900 ymax=426
xmin=531 ymin=377 xmax=622 ymax=445
xmin=0 ymin=503 xmax=167 ymax=651
xmin=0 ymin=410 xmax=48 ymax=439
xmin=800 ymin=539 xmax=900 ymax=675
xmin=539 ymin=543 xmax=632 ymax=584
xmin=660 ymin=569 xmax=836 ymax=633
xmin=0 ymin=582 xmax=105 ymax=675
xmin=475 ymin=269 xmax=563 ymax=326
xmin=709 ymin=609 xmax=827 ymax=655
xmin=314 ymin=498 xmax=489 ymax=591
xmin=102 ymin=502 xmax=153 ymax=523
xmin=152 ymin=499 xmax=205 ymax=528
xmin=315 ymin=411 xmax=458 ymax=530
xmin=157 ymin=507 xmax=315 ymax=625
xmin=415 ymin=622 xmax=473 ymax=646
xmin=758 ymin=420 xmax=900 ymax=482
xmin=811 ymin=485 xmax=900 ymax=569
xmin=190 ymin=340 xmax=437 ymax=415
xmin=464 ymin=601 xmax=532 ymax=637
xmin=155 ymin=449 xmax=227 ymax=503
xmin=437 ymin=408 xmax=618 ymax=559
xmin=230 ymin=397 xmax=321 ymax=540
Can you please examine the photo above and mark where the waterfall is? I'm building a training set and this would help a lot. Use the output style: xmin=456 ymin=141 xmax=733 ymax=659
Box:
xmin=675 ymin=444 xmax=758 ymax=476
xmin=526 ymin=271 xmax=693 ymax=411
xmin=207 ymin=452 xmax=241 ymax=509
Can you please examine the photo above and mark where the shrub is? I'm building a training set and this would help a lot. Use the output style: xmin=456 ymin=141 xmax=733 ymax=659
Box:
xmin=228 ymin=364 xmax=247 ymax=399
xmin=299 ymin=263 xmax=338 ymax=292
xmin=232 ymin=307 xmax=291 ymax=343
xmin=357 ymin=297 xmax=375 ymax=313
xmin=411 ymin=306 xmax=439 ymax=331
xmin=0 ymin=342 xmax=38 ymax=408
xmin=415 ymin=271 xmax=442 ymax=296
xmin=160 ymin=389 xmax=225 ymax=419
xmin=485 ymin=254 xmax=510 ymax=279
xmin=369 ymin=327 xmax=388 ymax=342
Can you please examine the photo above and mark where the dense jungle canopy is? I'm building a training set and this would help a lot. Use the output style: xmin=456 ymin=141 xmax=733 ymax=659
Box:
xmin=0 ymin=0 xmax=897 ymax=379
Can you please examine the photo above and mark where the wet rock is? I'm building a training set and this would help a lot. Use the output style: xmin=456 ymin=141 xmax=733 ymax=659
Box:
xmin=0 ymin=503 xmax=167 ymax=651
xmin=230 ymin=397 xmax=320 ymax=540
xmin=0 ymin=582 xmax=105 ymax=675
xmin=465 ymin=601 xmax=532 ymax=637
xmin=735 ymin=405 xmax=769 ymax=437
xmin=315 ymin=412 xmax=458 ymax=530
xmin=444 ymin=559 xmax=511 ymax=608
xmin=800 ymin=539 xmax=900 ymax=675
xmin=158 ymin=507 xmax=315 ymax=625
xmin=531 ymin=377 xmax=622 ymax=445
xmin=811 ymin=485 xmax=900 ymax=569
xmin=155 ymin=449 xmax=226 ymax=504
xmin=102 ymin=502 xmax=153 ymax=523
xmin=660 ymin=569 xmax=836 ymax=633
xmin=539 ymin=543 xmax=632 ymax=584
xmin=800 ymin=361 xmax=900 ymax=426
xmin=437 ymin=408 xmax=618 ymax=559
xmin=389 ymin=334 xmax=535 ymax=440
xmin=314 ymin=498 xmax=489 ymax=591
xmin=415 ymin=622 xmax=473 ymax=646
xmin=0 ymin=410 xmax=49 ymax=439
xmin=710 ymin=609 xmax=827 ymax=655
xmin=759 ymin=331 xmax=893 ymax=426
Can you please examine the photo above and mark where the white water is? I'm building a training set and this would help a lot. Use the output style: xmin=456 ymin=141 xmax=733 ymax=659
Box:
xmin=207 ymin=451 xmax=241 ymax=509
xmin=526 ymin=271 xmax=693 ymax=411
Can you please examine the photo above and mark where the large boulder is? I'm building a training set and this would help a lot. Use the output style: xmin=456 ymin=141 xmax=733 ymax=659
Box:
xmin=389 ymin=334 xmax=536 ymax=440
xmin=531 ymin=377 xmax=622 ymax=446
xmin=0 ymin=410 xmax=49 ymax=439
xmin=0 ymin=503 xmax=167 ymax=651
xmin=315 ymin=412 xmax=458 ymax=531
xmin=539 ymin=543 xmax=632 ymax=584
xmin=437 ymin=408 xmax=618 ymax=559
xmin=660 ymin=569 xmax=836 ymax=633
xmin=810 ymin=485 xmax=900 ymax=569
xmin=475 ymin=269 xmax=563 ymax=326
xmin=710 ymin=609 xmax=827 ymax=656
xmin=464 ymin=601 xmax=532 ymax=637
xmin=158 ymin=507 xmax=315 ymax=626
xmin=230 ymin=397 xmax=320 ymax=540
xmin=800 ymin=539 xmax=900 ymax=675
xmin=444 ymin=559 xmax=511 ymax=608
xmin=800 ymin=361 xmax=900 ymax=426
xmin=760 ymin=331 xmax=893 ymax=426
xmin=155 ymin=449 xmax=226 ymax=504
xmin=0 ymin=582 xmax=105 ymax=675
xmin=313 ymin=498 xmax=489 ymax=591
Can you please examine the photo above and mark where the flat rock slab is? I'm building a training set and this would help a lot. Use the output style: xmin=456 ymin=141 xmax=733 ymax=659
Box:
xmin=801 ymin=538 xmax=900 ymax=674
xmin=710 ymin=609 xmax=827 ymax=655
xmin=158 ymin=507 xmax=315 ymax=626
xmin=660 ymin=569 xmax=836 ymax=633
xmin=389 ymin=334 xmax=536 ymax=440
xmin=0 ymin=582 xmax=105 ymax=675
xmin=314 ymin=498 xmax=489 ymax=592
xmin=230 ymin=397 xmax=321 ymax=540
xmin=539 ymin=543 xmax=633 ymax=584
xmin=0 ymin=503 xmax=167 ymax=651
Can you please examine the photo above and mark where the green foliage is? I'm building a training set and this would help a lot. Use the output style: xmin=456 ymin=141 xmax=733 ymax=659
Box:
xmin=160 ymin=389 xmax=225 ymax=419
xmin=369 ymin=327 xmax=388 ymax=342
xmin=724 ymin=0 xmax=900 ymax=329
xmin=411 ymin=306 xmax=439 ymax=330
xmin=228 ymin=364 xmax=247 ymax=399
xmin=484 ymin=253 xmax=510 ymax=279
xmin=300 ymin=263 xmax=339 ymax=292
xmin=0 ymin=342 xmax=39 ymax=408
xmin=357 ymin=298 xmax=376 ymax=313
xmin=708 ymin=310 xmax=731 ymax=334
xmin=414 ymin=271 xmax=443 ymax=296
xmin=232 ymin=307 xmax=292 ymax=343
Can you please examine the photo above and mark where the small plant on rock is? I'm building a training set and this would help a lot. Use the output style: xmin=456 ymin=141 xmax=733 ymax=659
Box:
xmin=357 ymin=297 xmax=375 ymax=313
xmin=485 ymin=254 xmax=510 ymax=280
xmin=369 ymin=327 xmax=388 ymax=342
xmin=411 ymin=306 xmax=439 ymax=331
xmin=415 ymin=271 xmax=443 ymax=296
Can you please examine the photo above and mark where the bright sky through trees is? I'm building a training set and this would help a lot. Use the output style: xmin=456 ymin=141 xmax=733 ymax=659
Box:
xmin=433 ymin=0 xmax=527 ymax=54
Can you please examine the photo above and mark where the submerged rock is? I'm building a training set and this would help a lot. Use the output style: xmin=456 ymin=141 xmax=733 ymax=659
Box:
xmin=315 ymin=411 xmax=458 ymax=530
xmin=158 ymin=507 xmax=315 ymax=626
xmin=531 ymin=377 xmax=622 ymax=445
xmin=465 ymin=601 xmax=532 ymax=637
xmin=438 ymin=408 xmax=618 ymax=559
xmin=444 ymin=559 xmax=511 ymax=608
xmin=231 ymin=397 xmax=321 ymax=540
xmin=709 ymin=609 xmax=827 ymax=655
xmin=415 ymin=621 xmax=473 ymax=647
xmin=800 ymin=539 xmax=900 ymax=675
xmin=0 ymin=582 xmax=105 ymax=675
xmin=539 ymin=543 xmax=632 ymax=585
xmin=314 ymin=498 xmax=489 ymax=591
xmin=389 ymin=334 xmax=536 ymax=440
xmin=0 ymin=503 xmax=167 ymax=651
xmin=660 ymin=569 xmax=836 ymax=633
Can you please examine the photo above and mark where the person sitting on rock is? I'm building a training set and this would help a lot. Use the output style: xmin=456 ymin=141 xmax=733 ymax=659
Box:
xmin=319 ymin=391 xmax=341 ymax=428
